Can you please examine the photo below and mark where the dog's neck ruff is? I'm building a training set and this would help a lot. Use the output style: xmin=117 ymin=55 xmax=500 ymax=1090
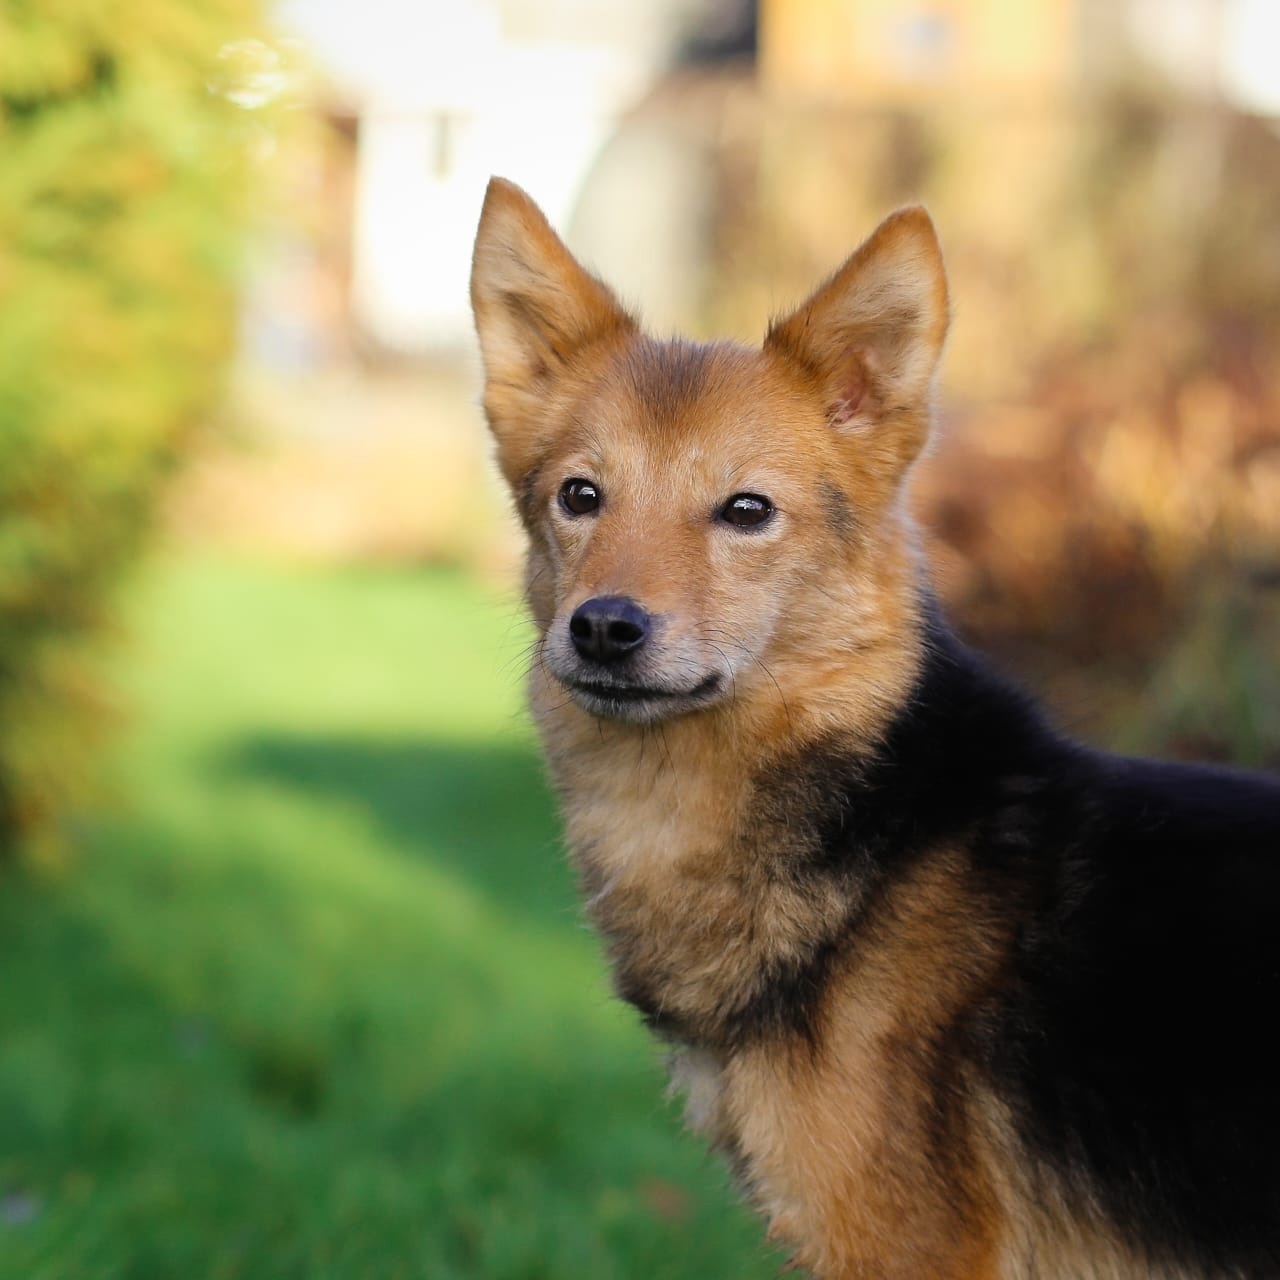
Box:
xmin=533 ymin=607 xmax=1072 ymax=1053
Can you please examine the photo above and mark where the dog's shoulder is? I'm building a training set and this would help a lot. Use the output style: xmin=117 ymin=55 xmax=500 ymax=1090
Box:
xmin=981 ymin=714 xmax=1280 ymax=1273
xmin=766 ymin=613 xmax=1280 ymax=1272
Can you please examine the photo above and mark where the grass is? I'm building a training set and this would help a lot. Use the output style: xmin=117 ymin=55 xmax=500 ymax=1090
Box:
xmin=0 ymin=556 xmax=778 ymax=1279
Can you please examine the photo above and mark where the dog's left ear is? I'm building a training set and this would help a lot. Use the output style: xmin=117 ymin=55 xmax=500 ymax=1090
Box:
xmin=764 ymin=206 xmax=949 ymax=470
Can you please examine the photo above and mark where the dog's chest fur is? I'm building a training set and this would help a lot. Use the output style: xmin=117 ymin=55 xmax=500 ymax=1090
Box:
xmin=539 ymin=704 xmax=1037 ymax=1276
xmin=539 ymin=738 xmax=1181 ymax=1280
xmin=538 ymin=693 xmax=869 ymax=1052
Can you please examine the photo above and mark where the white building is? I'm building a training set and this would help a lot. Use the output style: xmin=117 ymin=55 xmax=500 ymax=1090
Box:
xmin=275 ymin=0 xmax=713 ymax=353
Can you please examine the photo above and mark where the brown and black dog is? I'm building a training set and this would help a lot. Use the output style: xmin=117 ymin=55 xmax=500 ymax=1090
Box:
xmin=469 ymin=177 xmax=1280 ymax=1279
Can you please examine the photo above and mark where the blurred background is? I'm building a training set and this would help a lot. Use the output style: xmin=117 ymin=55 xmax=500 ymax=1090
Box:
xmin=2 ymin=1 xmax=1279 ymax=1276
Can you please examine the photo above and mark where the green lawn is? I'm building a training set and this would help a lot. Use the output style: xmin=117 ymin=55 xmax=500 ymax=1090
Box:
xmin=0 ymin=557 xmax=777 ymax=1279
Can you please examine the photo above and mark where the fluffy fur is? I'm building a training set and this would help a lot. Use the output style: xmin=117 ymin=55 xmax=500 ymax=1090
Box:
xmin=470 ymin=176 xmax=1280 ymax=1279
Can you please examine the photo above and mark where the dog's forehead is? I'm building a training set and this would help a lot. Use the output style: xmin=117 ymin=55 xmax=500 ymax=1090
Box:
xmin=582 ymin=336 xmax=806 ymax=457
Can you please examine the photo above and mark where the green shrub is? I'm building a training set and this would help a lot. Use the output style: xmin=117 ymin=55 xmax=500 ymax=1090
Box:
xmin=0 ymin=1 xmax=263 ymax=857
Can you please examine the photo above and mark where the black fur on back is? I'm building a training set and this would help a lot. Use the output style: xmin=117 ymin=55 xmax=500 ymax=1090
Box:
xmin=745 ymin=605 xmax=1280 ymax=1274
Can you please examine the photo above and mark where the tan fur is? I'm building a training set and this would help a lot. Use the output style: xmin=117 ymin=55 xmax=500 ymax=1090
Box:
xmin=470 ymin=178 xmax=1051 ymax=1279
xmin=698 ymin=852 xmax=1010 ymax=1280
xmin=972 ymin=1096 xmax=1209 ymax=1280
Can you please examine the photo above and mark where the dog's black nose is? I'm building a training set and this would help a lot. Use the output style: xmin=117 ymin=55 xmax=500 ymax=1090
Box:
xmin=569 ymin=596 xmax=650 ymax=664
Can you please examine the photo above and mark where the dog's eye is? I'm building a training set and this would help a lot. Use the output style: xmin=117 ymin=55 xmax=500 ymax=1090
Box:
xmin=559 ymin=478 xmax=601 ymax=516
xmin=719 ymin=493 xmax=774 ymax=529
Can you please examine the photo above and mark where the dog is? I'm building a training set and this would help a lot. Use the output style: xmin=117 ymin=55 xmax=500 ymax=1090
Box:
xmin=469 ymin=177 xmax=1280 ymax=1279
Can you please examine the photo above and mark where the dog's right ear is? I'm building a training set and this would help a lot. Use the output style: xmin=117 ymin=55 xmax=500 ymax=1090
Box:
xmin=470 ymin=178 xmax=635 ymax=470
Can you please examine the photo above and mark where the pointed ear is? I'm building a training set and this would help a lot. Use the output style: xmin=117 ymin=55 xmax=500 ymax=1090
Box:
xmin=470 ymin=178 xmax=635 ymax=447
xmin=764 ymin=206 xmax=949 ymax=470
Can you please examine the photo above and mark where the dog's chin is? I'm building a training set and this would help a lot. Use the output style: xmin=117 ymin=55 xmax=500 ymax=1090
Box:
xmin=560 ymin=672 xmax=724 ymax=724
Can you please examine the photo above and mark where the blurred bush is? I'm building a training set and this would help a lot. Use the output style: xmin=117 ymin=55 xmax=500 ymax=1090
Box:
xmin=0 ymin=1 xmax=264 ymax=858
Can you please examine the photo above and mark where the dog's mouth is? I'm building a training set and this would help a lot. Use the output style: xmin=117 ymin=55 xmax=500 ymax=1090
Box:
xmin=564 ymin=672 xmax=722 ymax=719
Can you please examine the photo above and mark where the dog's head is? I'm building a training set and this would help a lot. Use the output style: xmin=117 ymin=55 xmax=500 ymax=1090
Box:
xmin=470 ymin=178 xmax=948 ymax=727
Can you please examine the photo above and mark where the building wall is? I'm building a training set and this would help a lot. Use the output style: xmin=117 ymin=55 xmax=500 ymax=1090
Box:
xmin=761 ymin=0 xmax=1079 ymax=103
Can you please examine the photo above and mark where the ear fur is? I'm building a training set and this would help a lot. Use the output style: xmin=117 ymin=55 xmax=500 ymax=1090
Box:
xmin=764 ymin=206 xmax=949 ymax=468
xmin=470 ymin=178 xmax=635 ymax=453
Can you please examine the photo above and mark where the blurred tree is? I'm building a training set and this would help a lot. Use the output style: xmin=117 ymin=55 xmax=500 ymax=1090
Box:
xmin=0 ymin=1 xmax=265 ymax=859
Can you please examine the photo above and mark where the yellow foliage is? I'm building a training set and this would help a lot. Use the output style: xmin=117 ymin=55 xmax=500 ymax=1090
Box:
xmin=0 ymin=0 xmax=267 ymax=854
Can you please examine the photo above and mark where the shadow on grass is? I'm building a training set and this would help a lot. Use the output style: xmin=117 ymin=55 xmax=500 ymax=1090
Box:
xmin=0 ymin=865 xmax=718 ymax=1280
xmin=218 ymin=733 xmax=574 ymax=926
xmin=0 ymin=743 xmax=778 ymax=1276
